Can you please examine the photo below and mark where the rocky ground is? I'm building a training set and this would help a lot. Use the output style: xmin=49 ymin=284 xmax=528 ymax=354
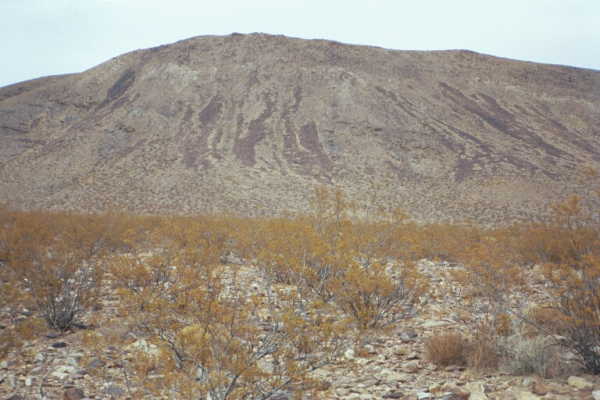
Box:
xmin=1 ymin=259 xmax=599 ymax=400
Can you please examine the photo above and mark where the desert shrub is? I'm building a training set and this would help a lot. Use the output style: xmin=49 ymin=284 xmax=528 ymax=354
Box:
xmin=413 ymin=223 xmax=483 ymax=263
xmin=514 ymin=225 xmax=598 ymax=267
xmin=255 ymin=188 xmax=354 ymax=303
xmin=0 ymin=204 xmax=12 ymax=264
xmin=466 ymin=327 xmax=501 ymax=370
xmin=448 ymin=217 xmax=578 ymax=372
xmin=39 ymin=264 xmax=101 ymax=331
xmin=425 ymin=332 xmax=467 ymax=366
xmin=7 ymin=211 xmax=104 ymax=331
xmin=450 ymin=228 xmax=526 ymax=348
xmin=0 ymin=329 xmax=21 ymax=359
xmin=108 ymin=211 xmax=352 ymax=399
xmin=110 ymin=252 xmax=174 ymax=313
xmin=449 ymin=192 xmax=600 ymax=374
xmin=539 ymin=254 xmax=600 ymax=373
xmin=13 ymin=316 xmax=46 ymax=341
xmin=0 ymin=252 xmax=18 ymax=314
xmin=493 ymin=312 xmax=514 ymax=337
xmin=514 ymin=195 xmax=599 ymax=265
xmin=113 ymin=260 xmax=348 ymax=399
xmin=502 ymin=335 xmax=561 ymax=378
xmin=350 ymin=208 xmax=417 ymax=264
xmin=0 ymin=188 xmax=425 ymax=394
xmin=0 ymin=205 xmax=15 ymax=310
xmin=252 ymin=187 xmax=427 ymax=332
xmin=509 ymin=194 xmax=600 ymax=374
xmin=333 ymin=261 xmax=426 ymax=331
xmin=523 ymin=304 xmax=569 ymax=337
xmin=256 ymin=217 xmax=322 ymax=286
xmin=298 ymin=251 xmax=351 ymax=303
xmin=31 ymin=260 xmax=101 ymax=331
xmin=0 ymin=208 xmax=26 ymax=356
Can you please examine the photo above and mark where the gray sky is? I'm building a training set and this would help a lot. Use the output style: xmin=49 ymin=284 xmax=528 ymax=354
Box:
xmin=1 ymin=0 xmax=599 ymax=88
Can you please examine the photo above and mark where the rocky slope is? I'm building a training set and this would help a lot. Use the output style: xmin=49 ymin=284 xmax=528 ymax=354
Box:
xmin=1 ymin=259 xmax=598 ymax=399
xmin=1 ymin=33 xmax=600 ymax=222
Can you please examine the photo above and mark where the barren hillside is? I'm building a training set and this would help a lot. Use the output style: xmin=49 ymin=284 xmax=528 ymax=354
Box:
xmin=1 ymin=33 xmax=599 ymax=222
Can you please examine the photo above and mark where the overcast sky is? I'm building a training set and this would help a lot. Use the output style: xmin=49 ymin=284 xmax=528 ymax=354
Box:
xmin=1 ymin=0 xmax=599 ymax=88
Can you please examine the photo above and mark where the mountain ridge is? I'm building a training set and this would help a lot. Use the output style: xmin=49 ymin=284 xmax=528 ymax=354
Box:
xmin=1 ymin=33 xmax=599 ymax=223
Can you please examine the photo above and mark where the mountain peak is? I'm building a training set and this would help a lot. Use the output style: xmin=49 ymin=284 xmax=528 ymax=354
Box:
xmin=1 ymin=34 xmax=599 ymax=222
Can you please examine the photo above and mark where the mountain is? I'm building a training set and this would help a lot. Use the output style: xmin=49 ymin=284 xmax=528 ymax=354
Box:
xmin=1 ymin=33 xmax=599 ymax=222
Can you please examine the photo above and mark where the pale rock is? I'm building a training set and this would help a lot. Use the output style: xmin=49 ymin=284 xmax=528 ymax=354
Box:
xmin=521 ymin=377 xmax=535 ymax=387
xmin=444 ymin=365 xmax=462 ymax=372
xmin=592 ymin=390 xmax=600 ymax=400
xmin=360 ymin=377 xmax=379 ymax=386
xmin=195 ymin=365 xmax=208 ymax=382
xmin=394 ymin=346 xmax=409 ymax=357
xmin=104 ymin=384 xmax=126 ymax=398
xmin=428 ymin=382 xmax=441 ymax=392
xmin=65 ymin=356 xmax=80 ymax=367
xmin=220 ymin=252 xmax=244 ymax=265
xmin=363 ymin=344 xmax=376 ymax=354
xmin=355 ymin=357 xmax=370 ymax=366
xmin=439 ymin=392 xmax=470 ymax=400
xmin=439 ymin=384 xmax=466 ymax=393
xmin=469 ymin=392 xmax=490 ymax=400
xmin=531 ymin=264 xmax=545 ymax=277
xmin=125 ymin=339 xmax=160 ymax=356
xmin=34 ymin=353 xmax=45 ymax=363
xmin=344 ymin=348 xmax=356 ymax=360
xmin=511 ymin=388 xmax=541 ymax=400
xmin=383 ymin=390 xmax=404 ymax=399
xmin=459 ymin=370 xmax=477 ymax=382
xmin=5 ymin=395 xmax=25 ymax=400
xmin=401 ymin=360 xmax=420 ymax=373
xmin=379 ymin=368 xmax=410 ymax=383
xmin=465 ymin=381 xmax=488 ymax=400
xmin=422 ymin=320 xmax=450 ymax=329
xmin=268 ymin=390 xmax=292 ymax=400
xmin=545 ymin=382 xmax=573 ymax=395
xmin=52 ymin=365 xmax=78 ymax=380
xmin=567 ymin=376 xmax=593 ymax=390
xmin=257 ymin=358 xmax=273 ymax=374
xmin=7 ymin=374 xmax=17 ymax=389
xmin=25 ymin=376 xmax=33 ymax=386
xmin=68 ymin=351 xmax=84 ymax=361
xmin=417 ymin=392 xmax=433 ymax=399
xmin=562 ymin=351 xmax=578 ymax=361
xmin=85 ymin=358 xmax=105 ymax=370
xmin=399 ymin=329 xmax=418 ymax=342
